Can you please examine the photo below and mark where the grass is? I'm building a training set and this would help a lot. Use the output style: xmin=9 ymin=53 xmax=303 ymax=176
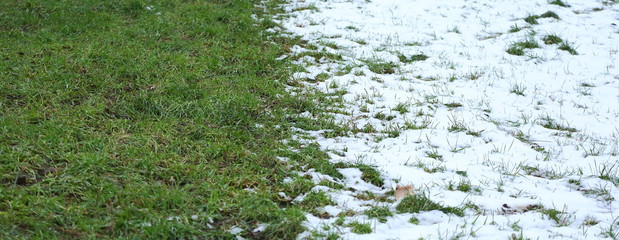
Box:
xmin=397 ymin=53 xmax=429 ymax=63
xmin=322 ymin=41 xmax=340 ymax=50
xmin=365 ymin=205 xmax=393 ymax=223
xmin=549 ymin=0 xmax=571 ymax=7
xmin=601 ymin=220 xmax=619 ymax=240
xmin=539 ymin=116 xmax=578 ymax=132
xmin=292 ymin=4 xmax=319 ymax=12
xmin=507 ymin=46 xmax=526 ymax=56
xmin=282 ymin=176 xmax=316 ymax=200
xmin=444 ymin=102 xmax=463 ymax=109
xmin=514 ymin=39 xmax=540 ymax=49
xmin=356 ymin=164 xmax=384 ymax=187
xmin=543 ymin=34 xmax=563 ymax=45
xmin=284 ymin=141 xmax=345 ymax=179
xmin=540 ymin=11 xmax=560 ymax=19
xmin=540 ymin=207 xmax=572 ymax=226
xmin=347 ymin=221 xmax=372 ymax=234
xmin=426 ymin=149 xmax=444 ymax=161
xmin=447 ymin=115 xmax=468 ymax=133
xmin=592 ymin=162 xmax=619 ymax=186
xmin=511 ymin=83 xmax=527 ymax=96
xmin=524 ymin=11 xmax=560 ymax=25
xmin=345 ymin=25 xmax=361 ymax=32
xmin=364 ymin=60 xmax=398 ymax=74
xmin=524 ymin=15 xmax=539 ymax=25
xmin=0 ymin=0 xmax=336 ymax=238
xmin=509 ymin=24 xmax=528 ymax=33
xmin=314 ymin=72 xmax=331 ymax=82
xmin=294 ymin=50 xmax=344 ymax=63
xmin=507 ymin=39 xmax=539 ymax=56
xmin=559 ymin=42 xmax=578 ymax=55
xmin=541 ymin=34 xmax=577 ymax=55
xmin=394 ymin=103 xmax=409 ymax=114
xmin=451 ymin=179 xmax=480 ymax=193
xmin=396 ymin=194 xmax=465 ymax=216
xmin=301 ymin=191 xmax=337 ymax=216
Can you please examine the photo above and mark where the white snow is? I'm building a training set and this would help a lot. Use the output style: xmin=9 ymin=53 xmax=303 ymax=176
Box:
xmin=275 ymin=0 xmax=619 ymax=239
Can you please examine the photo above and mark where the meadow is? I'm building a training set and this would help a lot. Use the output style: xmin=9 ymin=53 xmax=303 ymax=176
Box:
xmin=0 ymin=0 xmax=328 ymax=238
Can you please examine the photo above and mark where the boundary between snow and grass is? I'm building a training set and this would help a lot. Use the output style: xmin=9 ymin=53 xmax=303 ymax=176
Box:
xmin=271 ymin=0 xmax=619 ymax=239
xmin=268 ymin=2 xmax=484 ymax=239
xmin=0 ymin=0 xmax=348 ymax=239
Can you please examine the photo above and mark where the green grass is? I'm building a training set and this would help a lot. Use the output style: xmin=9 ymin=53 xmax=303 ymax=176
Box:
xmin=540 ymin=11 xmax=560 ymax=19
xmin=450 ymin=179 xmax=480 ymax=193
xmin=284 ymin=141 xmax=345 ymax=179
xmin=294 ymin=50 xmax=344 ymax=63
xmin=507 ymin=46 xmax=525 ymax=56
xmin=549 ymin=0 xmax=571 ymax=7
xmin=301 ymin=191 xmax=336 ymax=216
xmin=511 ymin=83 xmax=527 ymax=96
xmin=507 ymin=39 xmax=539 ymax=56
xmin=396 ymin=194 xmax=465 ymax=216
xmin=543 ymin=34 xmax=563 ymax=45
xmin=524 ymin=15 xmax=539 ymax=25
xmin=514 ymin=39 xmax=540 ymax=49
xmin=355 ymin=164 xmax=384 ymax=187
xmin=539 ymin=117 xmax=578 ymax=132
xmin=408 ymin=217 xmax=420 ymax=224
xmin=444 ymin=102 xmax=463 ymax=109
xmin=540 ymin=208 xmax=571 ymax=226
xmin=524 ymin=11 xmax=560 ymax=25
xmin=365 ymin=60 xmax=398 ymax=74
xmin=509 ymin=24 xmax=528 ymax=33
xmin=0 ymin=0 xmax=334 ymax=238
xmin=558 ymin=42 xmax=578 ymax=55
xmin=365 ymin=205 xmax=393 ymax=223
xmin=397 ymin=53 xmax=429 ymax=63
xmin=425 ymin=149 xmax=443 ymax=161
xmin=347 ymin=221 xmax=372 ymax=234
xmin=394 ymin=103 xmax=409 ymax=114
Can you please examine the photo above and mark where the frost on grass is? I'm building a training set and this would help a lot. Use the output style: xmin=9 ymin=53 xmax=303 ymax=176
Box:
xmin=276 ymin=0 xmax=619 ymax=239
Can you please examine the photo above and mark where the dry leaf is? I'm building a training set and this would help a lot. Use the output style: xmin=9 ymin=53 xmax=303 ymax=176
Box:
xmin=395 ymin=184 xmax=414 ymax=200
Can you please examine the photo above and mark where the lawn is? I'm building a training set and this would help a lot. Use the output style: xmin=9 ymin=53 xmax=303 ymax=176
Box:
xmin=0 ymin=0 xmax=321 ymax=238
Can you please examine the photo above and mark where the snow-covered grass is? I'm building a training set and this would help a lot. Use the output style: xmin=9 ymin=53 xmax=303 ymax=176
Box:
xmin=274 ymin=0 xmax=619 ymax=239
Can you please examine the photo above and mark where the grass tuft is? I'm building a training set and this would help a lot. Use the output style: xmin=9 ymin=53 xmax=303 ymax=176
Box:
xmin=507 ymin=39 xmax=539 ymax=56
xmin=347 ymin=221 xmax=372 ymax=234
xmin=524 ymin=15 xmax=539 ymax=24
xmin=398 ymin=53 xmax=429 ymax=63
xmin=539 ymin=116 xmax=578 ymax=132
xmin=524 ymin=11 xmax=560 ymax=25
xmin=396 ymin=194 xmax=465 ymax=216
xmin=514 ymin=39 xmax=540 ymax=49
xmin=509 ymin=24 xmax=527 ymax=33
xmin=507 ymin=46 xmax=525 ymax=56
xmin=301 ymin=191 xmax=337 ymax=215
xmin=549 ymin=0 xmax=571 ymax=7
xmin=558 ymin=42 xmax=578 ymax=55
xmin=511 ymin=83 xmax=527 ymax=96
xmin=543 ymin=34 xmax=563 ymax=45
xmin=540 ymin=11 xmax=560 ymax=19
xmin=365 ymin=60 xmax=398 ymax=74
xmin=365 ymin=205 xmax=394 ymax=223
xmin=356 ymin=164 xmax=384 ymax=187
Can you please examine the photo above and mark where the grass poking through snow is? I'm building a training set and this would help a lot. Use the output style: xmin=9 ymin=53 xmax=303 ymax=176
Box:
xmin=396 ymin=194 xmax=465 ymax=217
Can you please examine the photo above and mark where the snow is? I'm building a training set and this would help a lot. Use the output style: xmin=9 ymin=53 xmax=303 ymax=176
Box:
xmin=274 ymin=0 xmax=619 ymax=239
